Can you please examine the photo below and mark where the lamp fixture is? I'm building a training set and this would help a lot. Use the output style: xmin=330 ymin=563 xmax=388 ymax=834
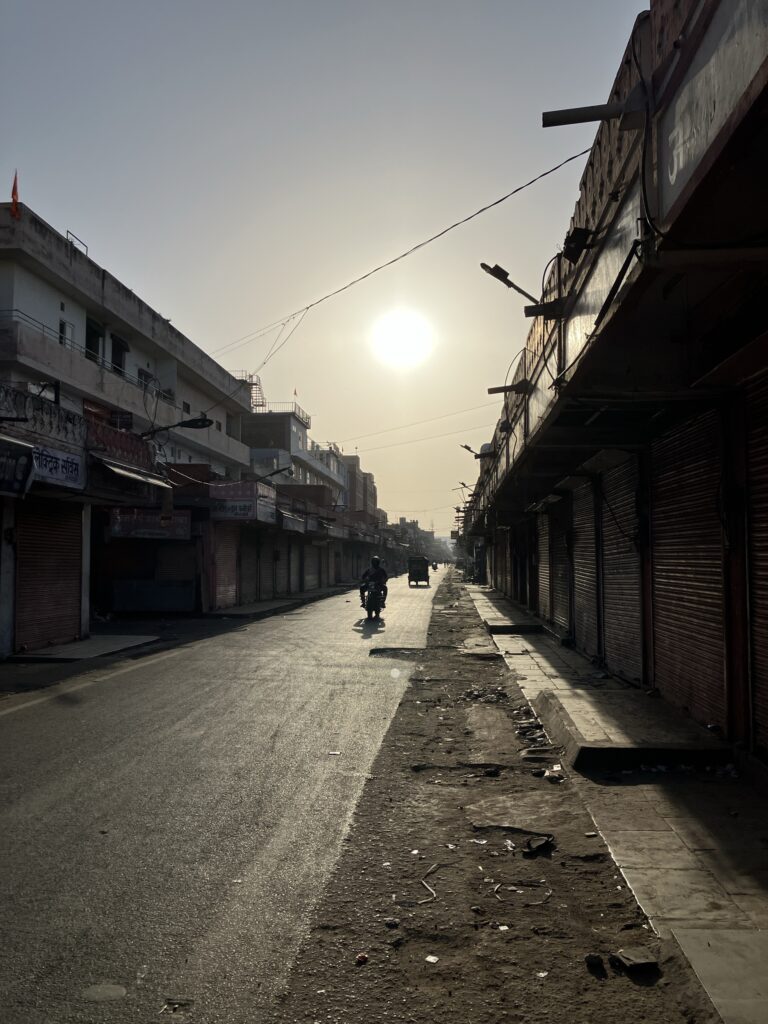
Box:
xmin=141 ymin=415 xmax=213 ymax=438
xmin=460 ymin=444 xmax=479 ymax=456
xmin=562 ymin=226 xmax=593 ymax=264
xmin=480 ymin=263 xmax=538 ymax=304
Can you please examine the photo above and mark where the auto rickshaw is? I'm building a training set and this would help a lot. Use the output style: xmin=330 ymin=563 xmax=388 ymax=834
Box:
xmin=408 ymin=555 xmax=430 ymax=587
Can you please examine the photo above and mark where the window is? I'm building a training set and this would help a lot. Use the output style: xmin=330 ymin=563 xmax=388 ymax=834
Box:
xmin=111 ymin=334 xmax=129 ymax=375
xmin=59 ymin=301 xmax=65 ymax=312
xmin=182 ymin=401 xmax=190 ymax=414
xmin=215 ymin=421 xmax=222 ymax=432
xmin=58 ymin=320 xmax=74 ymax=347
xmin=138 ymin=368 xmax=153 ymax=391
xmin=85 ymin=318 xmax=103 ymax=363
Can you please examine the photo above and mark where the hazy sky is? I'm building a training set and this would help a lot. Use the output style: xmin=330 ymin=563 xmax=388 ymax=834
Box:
xmin=4 ymin=0 xmax=645 ymax=533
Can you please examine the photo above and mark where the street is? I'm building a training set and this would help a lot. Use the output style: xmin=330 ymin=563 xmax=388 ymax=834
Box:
xmin=0 ymin=573 xmax=439 ymax=1023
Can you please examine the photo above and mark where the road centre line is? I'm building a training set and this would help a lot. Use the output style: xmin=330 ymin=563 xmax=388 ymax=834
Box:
xmin=0 ymin=649 xmax=185 ymax=719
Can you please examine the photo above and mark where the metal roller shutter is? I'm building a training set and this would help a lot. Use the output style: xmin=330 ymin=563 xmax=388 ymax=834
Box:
xmin=290 ymin=542 xmax=301 ymax=593
xmin=573 ymin=481 xmax=599 ymax=657
xmin=156 ymin=542 xmax=196 ymax=582
xmin=550 ymin=499 xmax=571 ymax=635
xmin=651 ymin=411 xmax=725 ymax=727
xmin=601 ymin=457 xmax=643 ymax=684
xmin=16 ymin=499 xmax=82 ymax=651
xmin=214 ymin=522 xmax=239 ymax=608
xmin=537 ymin=514 xmax=550 ymax=621
xmin=240 ymin=529 xmax=259 ymax=604
xmin=304 ymin=545 xmax=320 ymax=590
xmin=275 ymin=540 xmax=290 ymax=595
xmin=259 ymin=540 xmax=275 ymax=600
xmin=746 ymin=379 xmax=768 ymax=755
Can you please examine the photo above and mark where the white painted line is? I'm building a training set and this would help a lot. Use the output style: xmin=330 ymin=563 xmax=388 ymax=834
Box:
xmin=0 ymin=649 xmax=185 ymax=719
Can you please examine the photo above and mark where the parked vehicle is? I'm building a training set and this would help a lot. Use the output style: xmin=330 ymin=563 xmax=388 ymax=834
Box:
xmin=364 ymin=580 xmax=384 ymax=619
xmin=408 ymin=555 xmax=430 ymax=587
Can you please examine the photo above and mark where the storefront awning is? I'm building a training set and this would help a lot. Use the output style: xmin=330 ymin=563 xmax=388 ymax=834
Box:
xmin=93 ymin=455 xmax=172 ymax=489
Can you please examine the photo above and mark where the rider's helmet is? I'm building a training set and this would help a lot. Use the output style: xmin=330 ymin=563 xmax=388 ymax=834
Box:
xmin=371 ymin=555 xmax=381 ymax=567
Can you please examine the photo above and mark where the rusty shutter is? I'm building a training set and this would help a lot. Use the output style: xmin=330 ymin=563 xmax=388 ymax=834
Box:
xmin=537 ymin=513 xmax=550 ymax=621
xmin=240 ymin=528 xmax=259 ymax=604
xmin=572 ymin=481 xmax=599 ymax=658
xmin=16 ymin=499 xmax=82 ymax=651
xmin=601 ymin=457 xmax=643 ymax=684
xmin=275 ymin=540 xmax=290 ymax=595
xmin=746 ymin=379 xmax=768 ymax=755
xmin=550 ymin=499 xmax=571 ymax=635
xmin=214 ymin=522 xmax=239 ymax=608
xmin=304 ymin=545 xmax=320 ymax=590
xmin=651 ymin=411 xmax=725 ymax=727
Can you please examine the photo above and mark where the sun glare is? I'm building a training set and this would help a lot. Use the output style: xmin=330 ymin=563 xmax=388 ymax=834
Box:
xmin=370 ymin=309 xmax=436 ymax=370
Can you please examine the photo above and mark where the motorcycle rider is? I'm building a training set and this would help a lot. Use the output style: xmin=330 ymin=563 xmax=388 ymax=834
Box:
xmin=360 ymin=555 xmax=388 ymax=609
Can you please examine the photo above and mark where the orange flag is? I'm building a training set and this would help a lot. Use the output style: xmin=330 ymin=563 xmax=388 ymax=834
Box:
xmin=10 ymin=172 xmax=20 ymax=220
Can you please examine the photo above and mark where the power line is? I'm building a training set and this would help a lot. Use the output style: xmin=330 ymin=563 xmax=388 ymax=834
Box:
xmin=356 ymin=422 xmax=496 ymax=454
xmin=340 ymin=401 xmax=500 ymax=443
xmin=211 ymin=147 xmax=591 ymax=360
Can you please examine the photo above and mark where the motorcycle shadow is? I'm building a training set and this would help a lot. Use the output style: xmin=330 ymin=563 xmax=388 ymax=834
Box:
xmin=353 ymin=617 xmax=386 ymax=637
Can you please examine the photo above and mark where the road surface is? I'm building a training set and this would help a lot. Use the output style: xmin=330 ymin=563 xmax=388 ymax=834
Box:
xmin=0 ymin=571 xmax=440 ymax=1023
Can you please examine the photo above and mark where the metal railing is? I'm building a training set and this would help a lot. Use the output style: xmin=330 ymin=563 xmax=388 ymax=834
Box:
xmin=0 ymin=308 xmax=178 ymax=408
xmin=253 ymin=401 xmax=311 ymax=427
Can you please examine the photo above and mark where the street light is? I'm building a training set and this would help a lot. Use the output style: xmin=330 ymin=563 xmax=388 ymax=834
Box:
xmin=480 ymin=263 xmax=538 ymax=304
xmin=141 ymin=416 xmax=213 ymax=439
xmin=255 ymin=465 xmax=294 ymax=483
xmin=460 ymin=444 xmax=479 ymax=456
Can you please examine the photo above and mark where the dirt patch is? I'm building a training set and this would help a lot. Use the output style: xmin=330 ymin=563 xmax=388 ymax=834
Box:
xmin=272 ymin=573 xmax=717 ymax=1024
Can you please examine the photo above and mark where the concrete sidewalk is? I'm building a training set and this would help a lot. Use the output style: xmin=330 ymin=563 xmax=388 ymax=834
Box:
xmin=466 ymin=584 xmax=768 ymax=1024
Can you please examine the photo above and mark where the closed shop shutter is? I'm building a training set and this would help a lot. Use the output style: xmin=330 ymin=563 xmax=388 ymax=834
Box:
xmin=275 ymin=540 xmax=290 ymax=595
xmin=304 ymin=545 xmax=320 ymax=590
xmin=601 ymin=457 xmax=643 ymax=684
xmin=259 ymin=540 xmax=275 ymax=600
xmin=550 ymin=500 xmax=571 ymax=635
xmin=494 ymin=534 xmax=505 ymax=594
xmin=537 ymin=514 xmax=550 ymax=621
xmin=16 ymin=499 xmax=82 ymax=651
xmin=651 ymin=411 xmax=725 ymax=725
xmin=214 ymin=522 xmax=239 ymax=608
xmin=290 ymin=542 xmax=301 ymax=593
xmin=334 ymin=546 xmax=342 ymax=584
xmin=572 ymin=481 xmax=599 ymax=657
xmin=745 ymin=379 xmax=768 ymax=755
xmin=240 ymin=529 xmax=259 ymax=604
xmin=156 ymin=543 xmax=196 ymax=582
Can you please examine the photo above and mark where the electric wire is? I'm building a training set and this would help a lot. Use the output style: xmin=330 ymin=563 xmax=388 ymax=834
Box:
xmin=339 ymin=401 xmax=500 ymax=443
xmin=356 ymin=422 xmax=497 ymax=454
xmin=210 ymin=147 xmax=592 ymax=361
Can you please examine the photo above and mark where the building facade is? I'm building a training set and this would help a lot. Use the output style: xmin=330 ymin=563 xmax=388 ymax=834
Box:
xmin=461 ymin=0 xmax=768 ymax=763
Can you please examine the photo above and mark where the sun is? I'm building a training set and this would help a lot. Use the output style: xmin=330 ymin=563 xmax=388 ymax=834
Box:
xmin=369 ymin=309 xmax=436 ymax=370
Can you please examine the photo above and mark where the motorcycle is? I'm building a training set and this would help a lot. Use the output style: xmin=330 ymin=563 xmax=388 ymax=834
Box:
xmin=364 ymin=581 xmax=384 ymax=620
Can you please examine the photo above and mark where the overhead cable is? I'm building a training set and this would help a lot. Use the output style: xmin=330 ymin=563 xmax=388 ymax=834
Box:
xmin=211 ymin=147 xmax=591 ymax=359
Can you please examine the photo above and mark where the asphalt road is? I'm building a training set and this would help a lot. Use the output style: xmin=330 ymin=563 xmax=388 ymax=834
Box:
xmin=0 ymin=570 xmax=440 ymax=1023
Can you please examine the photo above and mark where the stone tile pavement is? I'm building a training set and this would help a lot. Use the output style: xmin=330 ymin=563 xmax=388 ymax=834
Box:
xmin=465 ymin=584 xmax=768 ymax=1024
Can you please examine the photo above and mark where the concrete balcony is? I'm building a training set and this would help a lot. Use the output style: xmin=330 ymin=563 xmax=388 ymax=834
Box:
xmin=0 ymin=311 xmax=251 ymax=470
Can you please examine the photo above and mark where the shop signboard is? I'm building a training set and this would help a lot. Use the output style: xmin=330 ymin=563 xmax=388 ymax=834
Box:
xmin=0 ymin=435 xmax=35 ymax=497
xmin=212 ymin=500 xmax=256 ymax=520
xmin=33 ymin=446 xmax=85 ymax=490
xmin=110 ymin=508 xmax=191 ymax=540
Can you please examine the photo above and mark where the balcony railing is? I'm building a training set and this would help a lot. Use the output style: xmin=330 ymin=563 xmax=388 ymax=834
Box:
xmin=0 ymin=308 xmax=178 ymax=408
xmin=253 ymin=402 xmax=311 ymax=428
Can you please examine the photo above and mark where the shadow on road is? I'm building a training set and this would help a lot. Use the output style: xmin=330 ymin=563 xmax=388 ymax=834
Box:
xmin=352 ymin=617 xmax=386 ymax=638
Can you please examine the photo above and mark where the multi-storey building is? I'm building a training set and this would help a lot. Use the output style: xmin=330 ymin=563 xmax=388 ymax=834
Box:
xmin=0 ymin=202 xmax=253 ymax=651
xmin=462 ymin=0 xmax=768 ymax=766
